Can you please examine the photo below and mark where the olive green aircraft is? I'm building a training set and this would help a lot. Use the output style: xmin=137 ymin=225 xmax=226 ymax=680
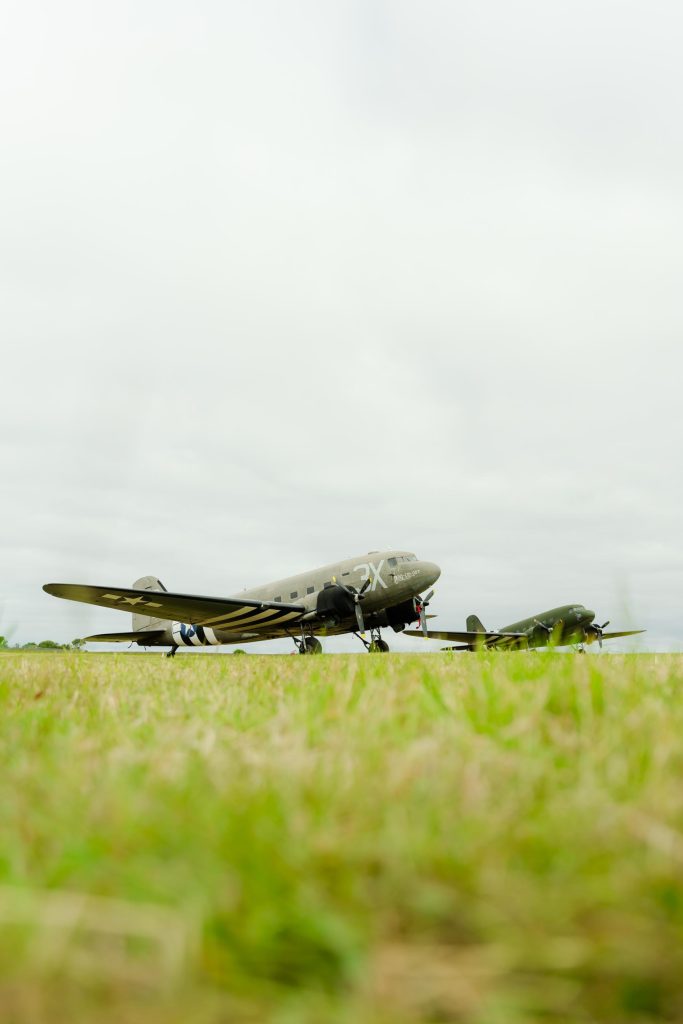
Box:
xmin=43 ymin=550 xmax=441 ymax=655
xmin=405 ymin=604 xmax=644 ymax=651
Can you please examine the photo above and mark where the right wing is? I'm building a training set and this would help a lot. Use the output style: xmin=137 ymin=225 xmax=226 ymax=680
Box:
xmin=43 ymin=583 xmax=305 ymax=634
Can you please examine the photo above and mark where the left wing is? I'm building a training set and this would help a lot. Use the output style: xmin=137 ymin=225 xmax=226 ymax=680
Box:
xmin=43 ymin=583 xmax=305 ymax=634
xmin=403 ymin=628 xmax=527 ymax=646
xmin=405 ymin=627 xmax=646 ymax=648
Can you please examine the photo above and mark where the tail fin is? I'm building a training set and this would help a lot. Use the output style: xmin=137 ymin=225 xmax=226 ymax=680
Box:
xmin=131 ymin=575 xmax=168 ymax=631
xmin=466 ymin=614 xmax=487 ymax=633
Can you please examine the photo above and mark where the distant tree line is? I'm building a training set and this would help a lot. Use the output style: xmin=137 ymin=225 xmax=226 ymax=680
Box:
xmin=0 ymin=637 xmax=85 ymax=651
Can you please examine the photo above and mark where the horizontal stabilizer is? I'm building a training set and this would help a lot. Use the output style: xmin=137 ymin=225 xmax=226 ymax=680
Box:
xmin=83 ymin=630 xmax=167 ymax=644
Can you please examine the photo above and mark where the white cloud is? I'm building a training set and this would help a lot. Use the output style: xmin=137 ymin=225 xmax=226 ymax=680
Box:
xmin=1 ymin=0 xmax=681 ymax=650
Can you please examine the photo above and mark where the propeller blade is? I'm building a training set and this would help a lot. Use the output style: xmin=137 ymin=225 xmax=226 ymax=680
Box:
xmin=420 ymin=606 xmax=428 ymax=636
xmin=333 ymin=578 xmax=368 ymax=632
xmin=589 ymin=620 xmax=608 ymax=649
xmin=422 ymin=589 xmax=434 ymax=605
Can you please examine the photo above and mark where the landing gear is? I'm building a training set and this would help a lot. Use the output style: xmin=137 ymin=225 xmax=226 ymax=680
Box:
xmin=166 ymin=645 xmax=178 ymax=658
xmin=294 ymin=635 xmax=323 ymax=655
xmin=356 ymin=628 xmax=390 ymax=653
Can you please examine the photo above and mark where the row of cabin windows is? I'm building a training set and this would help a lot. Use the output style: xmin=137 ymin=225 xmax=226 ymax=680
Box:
xmin=272 ymin=560 xmax=415 ymax=602
xmin=274 ymin=571 xmax=352 ymax=603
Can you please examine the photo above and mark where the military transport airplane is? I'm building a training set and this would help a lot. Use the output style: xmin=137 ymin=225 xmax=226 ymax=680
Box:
xmin=44 ymin=551 xmax=440 ymax=655
xmin=405 ymin=604 xmax=644 ymax=652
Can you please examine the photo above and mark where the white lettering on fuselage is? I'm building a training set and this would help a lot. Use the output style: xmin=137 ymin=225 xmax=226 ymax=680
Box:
xmin=353 ymin=560 xmax=388 ymax=591
xmin=393 ymin=569 xmax=419 ymax=584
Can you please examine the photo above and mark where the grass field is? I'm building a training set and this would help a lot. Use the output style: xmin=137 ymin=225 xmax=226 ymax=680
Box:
xmin=1 ymin=651 xmax=682 ymax=1023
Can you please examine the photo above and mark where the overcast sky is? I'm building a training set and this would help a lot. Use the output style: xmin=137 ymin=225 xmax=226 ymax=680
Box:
xmin=1 ymin=0 xmax=681 ymax=651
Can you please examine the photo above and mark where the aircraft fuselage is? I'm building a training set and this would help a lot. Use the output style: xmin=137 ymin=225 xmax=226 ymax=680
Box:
xmin=483 ymin=602 xmax=602 ymax=651
xmin=500 ymin=604 xmax=598 ymax=649
xmin=171 ymin=550 xmax=440 ymax=647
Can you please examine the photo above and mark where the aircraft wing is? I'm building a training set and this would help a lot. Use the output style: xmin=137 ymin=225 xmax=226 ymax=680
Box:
xmin=600 ymin=630 xmax=646 ymax=640
xmin=405 ymin=627 xmax=646 ymax=648
xmin=403 ymin=628 xmax=527 ymax=646
xmin=43 ymin=583 xmax=305 ymax=633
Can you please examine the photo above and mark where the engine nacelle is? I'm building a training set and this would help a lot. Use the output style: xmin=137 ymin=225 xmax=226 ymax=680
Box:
xmin=372 ymin=598 xmax=421 ymax=633
xmin=314 ymin=584 xmax=356 ymax=624
xmin=171 ymin=622 xmax=222 ymax=647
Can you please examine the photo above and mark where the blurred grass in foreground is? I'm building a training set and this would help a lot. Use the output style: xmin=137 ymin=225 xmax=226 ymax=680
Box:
xmin=0 ymin=651 xmax=682 ymax=1023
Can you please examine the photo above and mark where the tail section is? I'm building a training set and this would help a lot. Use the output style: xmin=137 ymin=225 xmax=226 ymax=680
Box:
xmin=466 ymin=614 xmax=487 ymax=633
xmin=131 ymin=575 xmax=169 ymax=631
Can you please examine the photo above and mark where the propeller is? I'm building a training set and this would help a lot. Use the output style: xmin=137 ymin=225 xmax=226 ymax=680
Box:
xmin=332 ymin=576 xmax=371 ymax=634
xmin=533 ymin=617 xmax=564 ymax=647
xmin=592 ymin=620 xmax=610 ymax=649
xmin=415 ymin=589 xmax=435 ymax=636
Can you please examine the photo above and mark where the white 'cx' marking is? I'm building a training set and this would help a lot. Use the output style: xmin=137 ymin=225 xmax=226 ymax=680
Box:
xmin=353 ymin=560 xmax=387 ymax=591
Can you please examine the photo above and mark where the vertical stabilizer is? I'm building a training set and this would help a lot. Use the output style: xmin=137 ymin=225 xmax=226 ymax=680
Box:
xmin=466 ymin=614 xmax=487 ymax=633
xmin=131 ymin=575 xmax=168 ymax=631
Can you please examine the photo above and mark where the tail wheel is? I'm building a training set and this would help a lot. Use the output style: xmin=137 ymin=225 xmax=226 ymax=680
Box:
xmin=369 ymin=639 xmax=390 ymax=653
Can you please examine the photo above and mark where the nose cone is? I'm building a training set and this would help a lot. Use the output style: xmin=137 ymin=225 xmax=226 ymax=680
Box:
xmin=420 ymin=561 xmax=441 ymax=589
xmin=584 ymin=609 xmax=595 ymax=622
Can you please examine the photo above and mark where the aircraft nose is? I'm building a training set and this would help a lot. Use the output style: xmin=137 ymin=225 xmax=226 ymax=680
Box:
xmin=420 ymin=561 xmax=441 ymax=589
xmin=584 ymin=609 xmax=595 ymax=622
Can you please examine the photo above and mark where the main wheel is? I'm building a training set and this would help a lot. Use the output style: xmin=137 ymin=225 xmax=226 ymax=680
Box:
xmin=300 ymin=636 xmax=323 ymax=655
xmin=368 ymin=639 xmax=389 ymax=653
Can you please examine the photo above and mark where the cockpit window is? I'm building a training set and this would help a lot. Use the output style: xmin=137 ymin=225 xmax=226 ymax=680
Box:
xmin=388 ymin=557 xmax=397 ymax=567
